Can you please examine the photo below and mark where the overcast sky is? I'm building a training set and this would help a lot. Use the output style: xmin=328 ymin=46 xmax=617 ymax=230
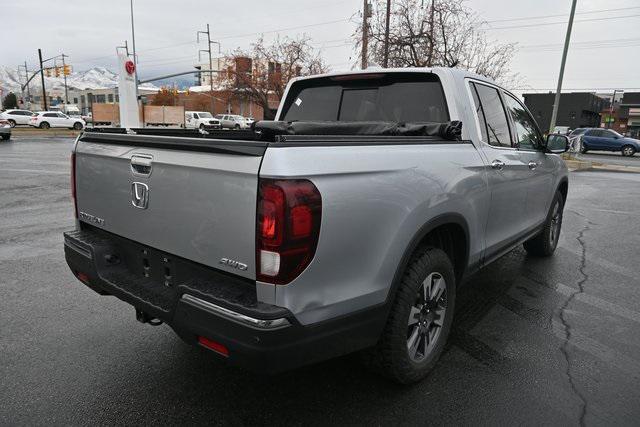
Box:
xmin=2 ymin=0 xmax=639 ymax=92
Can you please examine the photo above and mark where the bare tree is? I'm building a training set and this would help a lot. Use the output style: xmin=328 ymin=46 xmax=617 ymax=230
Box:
xmin=225 ymin=36 xmax=330 ymax=119
xmin=354 ymin=0 xmax=517 ymax=83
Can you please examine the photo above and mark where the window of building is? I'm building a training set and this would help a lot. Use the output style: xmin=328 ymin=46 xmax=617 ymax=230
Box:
xmin=108 ymin=94 xmax=114 ymax=103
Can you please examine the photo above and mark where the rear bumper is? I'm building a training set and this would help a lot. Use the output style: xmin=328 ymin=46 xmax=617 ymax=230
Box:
xmin=63 ymin=227 xmax=385 ymax=373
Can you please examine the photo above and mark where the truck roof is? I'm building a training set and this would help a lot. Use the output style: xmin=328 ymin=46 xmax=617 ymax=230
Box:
xmin=288 ymin=67 xmax=496 ymax=86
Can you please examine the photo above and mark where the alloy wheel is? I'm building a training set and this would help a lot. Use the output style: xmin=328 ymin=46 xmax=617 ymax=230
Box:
xmin=407 ymin=272 xmax=447 ymax=362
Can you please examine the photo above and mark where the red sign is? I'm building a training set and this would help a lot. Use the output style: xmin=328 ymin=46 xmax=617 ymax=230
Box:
xmin=125 ymin=60 xmax=136 ymax=75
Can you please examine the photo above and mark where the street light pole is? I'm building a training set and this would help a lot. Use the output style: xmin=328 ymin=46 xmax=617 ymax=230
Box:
xmin=62 ymin=54 xmax=69 ymax=104
xmin=130 ymin=0 xmax=139 ymax=103
xmin=548 ymin=0 xmax=577 ymax=134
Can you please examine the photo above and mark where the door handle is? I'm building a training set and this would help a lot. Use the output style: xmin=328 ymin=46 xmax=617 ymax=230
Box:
xmin=490 ymin=160 xmax=505 ymax=170
xmin=528 ymin=161 xmax=538 ymax=170
xmin=131 ymin=154 xmax=153 ymax=176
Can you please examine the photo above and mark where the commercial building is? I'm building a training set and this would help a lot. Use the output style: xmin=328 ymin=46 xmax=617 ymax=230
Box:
xmin=600 ymin=92 xmax=640 ymax=137
xmin=522 ymin=92 xmax=607 ymax=132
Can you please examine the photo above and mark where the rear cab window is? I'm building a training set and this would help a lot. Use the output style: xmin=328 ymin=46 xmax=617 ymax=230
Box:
xmin=280 ymin=73 xmax=449 ymax=123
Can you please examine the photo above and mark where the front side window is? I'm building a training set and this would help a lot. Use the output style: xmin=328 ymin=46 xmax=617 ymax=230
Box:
xmin=472 ymin=82 xmax=511 ymax=148
xmin=503 ymin=93 xmax=543 ymax=150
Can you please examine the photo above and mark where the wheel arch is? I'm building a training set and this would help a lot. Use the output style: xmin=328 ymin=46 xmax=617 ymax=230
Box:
xmin=385 ymin=213 xmax=470 ymax=307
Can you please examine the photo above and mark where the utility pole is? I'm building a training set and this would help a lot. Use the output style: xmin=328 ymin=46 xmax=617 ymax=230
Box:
xmin=361 ymin=0 xmax=369 ymax=69
xmin=18 ymin=62 xmax=31 ymax=108
xmin=383 ymin=0 xmax=391 ymax=68
xmin=24 ymin=61 xmax=31 ymax=105
xmin=548 ymin=0 xmax=577 ymax=133
xmin=62 ymin=54 xmax=69 ymax=104
xmin=608 ymin=89 xmax=620 ymax=129
xmin=38 ymin=49 xmax=48 ymax=110
xmin=427 ymin=0 xmax=435 ymax=65
xmin=198 ymin=24 xmax=216 ymax=112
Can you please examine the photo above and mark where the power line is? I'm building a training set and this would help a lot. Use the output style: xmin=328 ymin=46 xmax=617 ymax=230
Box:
xmin=214 ymin=18 xmax=351 ymax=41
xmin=483 ymin=13 xmax=640 ymax=30
xmin=483 ymin=6 xmax=640 ymax=24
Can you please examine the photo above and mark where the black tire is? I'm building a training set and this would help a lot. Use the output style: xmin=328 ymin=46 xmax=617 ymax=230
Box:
xmin=362 ymin=247 xmax=456 ymax=384
xmin=580 ymin=144 xmax=588 ymax=154
xmin=8 ymin=119 xmax=16 ymax=128
xmin=39 ymin=122 xmax=50 ymax=129
xmin=234 ymin=124 xmax=240 ymax=130
xmin=72 ymin=122 xmax=83 ymax=130
xmin=199 ymin=123 xmax=205 ymax=130
xmin=1 ymin=134 xmax=9 ymax=141
xmin=621 ymin=145 xmax=636 ymax=157
xmin=523 ymin=190 xmax=564 ymax=257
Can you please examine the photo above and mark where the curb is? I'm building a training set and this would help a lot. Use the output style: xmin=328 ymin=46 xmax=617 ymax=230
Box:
xmin=563 ymin=159 xmax=592 ymax=171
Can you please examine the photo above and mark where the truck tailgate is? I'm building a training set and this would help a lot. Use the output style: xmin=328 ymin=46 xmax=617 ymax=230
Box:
xmin=74 ymin=133 xmax=266 ymax=280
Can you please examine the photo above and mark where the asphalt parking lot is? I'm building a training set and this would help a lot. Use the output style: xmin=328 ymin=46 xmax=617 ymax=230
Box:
xmin=1 ymin=136 xmax=640 ymax=425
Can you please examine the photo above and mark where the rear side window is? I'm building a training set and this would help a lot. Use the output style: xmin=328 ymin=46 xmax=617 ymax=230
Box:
xmin=281 ymin=73 xmax=449 ymax=123
xmin=470 ymin=82 xmax=511 ymax=148
xmin=44 ymin=113 xmax=57 ymax=117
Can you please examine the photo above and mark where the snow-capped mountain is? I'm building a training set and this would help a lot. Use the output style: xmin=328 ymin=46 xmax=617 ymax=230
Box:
xmin=0 ymin=66 xmax=156 ymax=96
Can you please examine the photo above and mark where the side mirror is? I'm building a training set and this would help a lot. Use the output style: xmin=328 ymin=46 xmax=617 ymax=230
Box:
xmin=546 ymin=133 xmax=569 ymax=154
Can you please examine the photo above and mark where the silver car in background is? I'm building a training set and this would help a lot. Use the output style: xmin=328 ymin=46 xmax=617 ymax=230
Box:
xmin=214 ymin=114 xmax=250 ymax=129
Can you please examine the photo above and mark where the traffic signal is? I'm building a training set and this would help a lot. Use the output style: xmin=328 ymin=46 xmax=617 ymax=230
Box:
xmin=54 ymin=67 xmax=60 ymax=77
xmin=63 ymin=65 xmax=71 ymax=76
xmin=44 ymin=68 xmax=51 ymax=77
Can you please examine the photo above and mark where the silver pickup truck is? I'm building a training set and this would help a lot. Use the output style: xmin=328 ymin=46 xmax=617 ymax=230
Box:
xmin=64 ymin=68 xmax=569 ymax=383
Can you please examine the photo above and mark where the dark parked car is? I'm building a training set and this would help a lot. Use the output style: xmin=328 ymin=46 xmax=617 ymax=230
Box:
xmin=580 ymin=128 xmax=640 ymax=156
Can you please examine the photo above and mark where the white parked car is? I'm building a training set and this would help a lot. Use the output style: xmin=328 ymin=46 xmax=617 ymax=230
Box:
xmin=30 ymin=111 xmax=85 ymax=130
xmin=185 ymin=111 xmax=221 ymax=130
xmin=214 ymin=114 xmax=250 ymax=130
xmin=0 ymin=109 xmax=34 ymax=127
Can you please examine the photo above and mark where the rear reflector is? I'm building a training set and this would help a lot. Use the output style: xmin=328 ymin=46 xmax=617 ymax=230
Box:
xmin=71 ymin=152 xmax=77 ymax=218
xmin=198 ymin=336 xmax=229 ymax=357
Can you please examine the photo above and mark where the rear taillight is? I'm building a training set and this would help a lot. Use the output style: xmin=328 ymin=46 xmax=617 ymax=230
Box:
xmin=256 ymin=179 xmax=322 ymax=285
xmin=71 ymin=152 xmax=77 ymax=218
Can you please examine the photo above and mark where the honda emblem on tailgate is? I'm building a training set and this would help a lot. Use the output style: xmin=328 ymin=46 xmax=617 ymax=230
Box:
xmin=131 ymin=182 xmax=149 ymax=209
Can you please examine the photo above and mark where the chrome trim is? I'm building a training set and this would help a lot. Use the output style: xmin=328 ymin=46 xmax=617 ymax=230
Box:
xmin=181 ymin=294 xmax=291 ymax=330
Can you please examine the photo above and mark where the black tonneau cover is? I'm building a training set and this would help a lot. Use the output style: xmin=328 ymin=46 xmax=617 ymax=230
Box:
xmin=253 ymin=120 xmax=462 ymax=141
xmin=84 ymin=120 xmax=463 ymax=143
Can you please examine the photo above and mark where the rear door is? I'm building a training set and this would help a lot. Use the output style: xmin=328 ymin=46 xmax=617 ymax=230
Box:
xmin=74 ymin=133 xmax=266 ymax=279
xmin=583 ymin=129 xmax=604 ymax=149
xmin=502 ymin=92 xmax=555 ymax=228
xmin=468 ymin=81 xmax=530 ymax=257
